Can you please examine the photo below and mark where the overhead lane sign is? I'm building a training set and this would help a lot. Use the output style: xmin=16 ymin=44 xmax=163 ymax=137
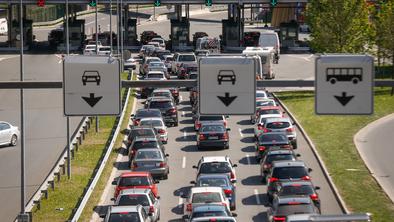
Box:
xmin=63 ymin=55 xmax=121 ymax=116
xmin=199 ymin=56 xmax=256 ymax=115
xmin=315 ymin=54 xmax=374 ymax=115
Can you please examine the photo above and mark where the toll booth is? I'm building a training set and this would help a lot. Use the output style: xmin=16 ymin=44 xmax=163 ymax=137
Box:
xmin=10 ymin=19 xmax=33 ymax=48
xmin=278 ymin=20 xmax=299 ymax=50
xmin=170 ymin=18 xmax=192 ymax=51
xmin=125 ymin=18 xmax=139 ymax=50
xmin=221 ymin=19 xmax=244 ymax=51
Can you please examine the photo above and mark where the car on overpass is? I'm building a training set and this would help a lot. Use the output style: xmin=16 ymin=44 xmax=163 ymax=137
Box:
xmin=0 ymin=121 xmax=20 ymax=147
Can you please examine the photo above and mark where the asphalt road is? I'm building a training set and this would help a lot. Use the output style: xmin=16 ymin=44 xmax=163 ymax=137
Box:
xmin=0 ymin=54 xmax=82 ymax=222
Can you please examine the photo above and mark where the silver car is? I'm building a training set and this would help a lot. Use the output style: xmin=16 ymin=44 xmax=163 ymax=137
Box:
xmin=102 ymin=205 xmax=152 ymax=222
xmin=261 ymin=117 xmax=297 ymax=148
xmin=148 ymin=62 xmax=169 ymax=79
xmin=0 ymin=121 xmax=20 ymax=147
xmin=114 ymin=189 xmax=160 ymax=222
xmin=132 ymin=148 xmax=170 ymax=180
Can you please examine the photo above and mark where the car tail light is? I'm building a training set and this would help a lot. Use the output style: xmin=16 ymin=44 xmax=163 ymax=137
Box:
xmin=209 ymin=219 xmax=217 ymax=222
xmin=263 ymin=128 xmax=271 ymax=133
xmin=258 ymin=146 xmax=266 ymax=151
xmin=269 ymin=177 xmax=279 ymax=183
xmin=221 ymin=133 xmax=228 ymax=140
xmin=310 ymin=193 xmax=319 ymax=201
xmin=196 ymin=122 xmax=201 ymax=129
xmin=186 ymin=203 xmax=192 ymax=211
xmin=230 ymin=172 xmax=235 ymax=180
xmin=223 ymin=121 xmax=227 ymax=128
xmin=133 ymin=119 xmax=140 ymax=126
xmin=199 ymin=134 xmax=206 ymax=140
xmin=168 ymin=108 xmax=177 ymax=114
xmin=281 ymin=144 xmax=291 ymax=148
xmin=263 ymin=164 xmax=271 ymax=169
xmin=159 ymin=162 xmax=166 ymax=167
xmin=286 ymin=127 xmax=294 ymax=132
xmin=224 ymin=189 xmax=232 ymax=195
xmin=257 ymin=125 xmax=263 ymax=130
xmin=149 ymin=206 xmax=154 ymax=213
xmin=288 ymin=202 xmax=301 ymax=205
xmin=131 ymin=149 xmax=136 ymax=156
xmin=221 ymin=202 xmax=227 ymax=207
xmin=273 ymin=216 xmax=286 ymax=222
xmin=158 ymin=129 xmax=165 ymax=134
xmin=302 ymin=176 xmax=311 ymax=181
xmin=132 ymin=162 xmax=138 ymax=169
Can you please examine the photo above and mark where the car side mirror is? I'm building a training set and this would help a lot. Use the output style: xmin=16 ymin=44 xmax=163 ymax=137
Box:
xmin=157 ymin=196 xmax=161 ymax=199
xmin=148 ymin=212 xmax=153 ymax=216
xmin=192 ymin=165 xmax=197 ymax=169
xmin=296 ymin=154 xmax=301 ymax=157
xmin=154 ymin=179 xmax=160 ymax=184
xmin=110 ymin=197 xmax=115 ymax=201
xmin=111 ymin=180 xmax=117 ymax=185
xmin=99 ymin=213 xmax=106 ymax=218
xmin=225 ymin=115 xmax=229 ymax=118
xmin=233 ymin=164 xmax=238 ymax=167
xmin=130 ymin=114 xmax=135 ymax=117
xmin=308 ymin=168 xmax=313 ymax=172
xmin=232 ymin=213 xmax=238 ymax=217
xmin=227 ymin=128 xmax=231 ymax=131
xmin=181 ymin=194 xmax=187 ymax=198
xmin=182 ymin=215 xmax=189 ymax=219
xmin=282 ymin=111 xmax=286 ymax=114
xmin=292 ymin=122 xmax=296 ymax=125
xmin=190 ymin=181 xmax=196 ymax=184
xmin=165 ymin=154 xmax=169 ymax=157
xmin=231 ymin=179 xmax=237 ymax=183
xmin=315 ymin=186 xmax=321 ymax=190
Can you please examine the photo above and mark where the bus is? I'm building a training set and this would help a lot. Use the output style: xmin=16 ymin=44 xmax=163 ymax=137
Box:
xmin=326 ymin=67 xmax=363 ymax=84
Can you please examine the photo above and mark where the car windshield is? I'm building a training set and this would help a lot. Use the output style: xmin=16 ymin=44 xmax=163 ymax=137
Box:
xmin=119 ymin=176 xmax=150 ymax=186
xmin=266 ymin=154 xmax=294 ymax=165
xmin=260 ymin=34 xmax=277 ymax=47
xmin=197 ymin=178 xmax=228 ymax=187
xmin=133 ymin=141 xmax=158 ymax=149
xmin=135 ymin=150 xmax=162 ymax=160
xmin=266 ymin=122 xmax=291 ymax=129
xmin=147 ymin=74 xmax=164 ymax=79
xmin=149 ymin=63 xmax=164 ymax=67
xmin=259 ymin=134 xmax=288 ymax=143
xmin=140 ymin=120 xmax=163 ymax=127
xmin=152 ymin=92 xmax=171 ymax=97
xmin=118 ymin=194 xmax=150 ymax=206
xmin=200 ymin=162 xmax=231 ymax=174
xmin=256 ymin=100 xmax=275 ymax=107
xmin=187 ymin=66 xmax=198 ymax=72
xmin=279 ymin=185 xmax=314 ymax=196
xmin=165 ymin=57 xmax=174 ymax=62
xmin=199 ymin=116 xmax=223 ymax=121
xmin=179 ymin=55 xmax=196 ymax=62
xmin=276 ymin=204 xmax=315 ymax=215
xmin=256 ymin=92 xmax=267 ymax=98
xmin=192 ymin=192 xmax=222 ymax=203
xmin=272 ymin=166 xmax=308 ymax=179
xmin=258 ymin=109 xmax=280 ymax=115
xmin=192 ymin=211 xmax=228 ymax=218
xmin=149 ymin=101 xmax=173 ymax=109
xmin=135 ymin=110 xmax=161 ymax=118
xmin=201 ymin=125 xmax=225 ymax=133
xmin=189 ymin=73 xmax=198 ymax=79
xmin=109 ymin=212 xmax=141 ymax=222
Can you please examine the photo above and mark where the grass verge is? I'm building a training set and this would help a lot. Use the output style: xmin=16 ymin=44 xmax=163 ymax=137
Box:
xmin=32 ymin=72 xmax=132 ymax=222
xmin=276 ymin=88 xmax=394 ymax=222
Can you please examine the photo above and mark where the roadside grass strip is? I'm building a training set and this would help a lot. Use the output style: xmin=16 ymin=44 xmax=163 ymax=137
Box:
xmin=276 ymin=88 xmax=394 ymax=222
xmin=32 ymin=73 xmax=132 ymax=222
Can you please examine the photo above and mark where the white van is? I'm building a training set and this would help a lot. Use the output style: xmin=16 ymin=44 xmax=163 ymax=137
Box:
xmin=0 ymin=18 xmax=8 ymax=35
xmin=258 ymin=32 xmax=280 ymax=64
xmin=243 ymin=47 xmax=275 ymax=79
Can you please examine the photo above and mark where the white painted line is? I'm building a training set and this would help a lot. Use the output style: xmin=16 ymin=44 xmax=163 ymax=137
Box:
xmin=179 ymin=95 xmax=183 ymax=102
xmin=238 ymin=128 xmax=244 ymax=138
xmin=85 ymin=21 xmax=95 ymax=25
xmin=183 ymin=130 xmax=187 ymax=139
xmin=182 ymin=111 xmax=185 ymax=117
xmin=246 ymin=154 xmax=251 ymax=165
xmin=182 ymin=156 xmax=186 ymax=168
xmin=178 ymin=193 xmax=184 ymax=208
xmin=58 ymin=60 xmax=62 ymax=64
xmin=254 ymin=189 xmax=261 ymax=205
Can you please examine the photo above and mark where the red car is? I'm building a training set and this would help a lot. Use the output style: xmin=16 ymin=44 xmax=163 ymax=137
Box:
xmin=112 ymin=172 xmax=159 ymax=198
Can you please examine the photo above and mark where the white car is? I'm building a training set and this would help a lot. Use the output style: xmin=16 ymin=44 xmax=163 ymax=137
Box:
xmin=139 ymin=117 xmax=168 ymax=144
xmin=148 ymin=62 xmax=169 ymax=79
xmin=140 ymin=45 xmax=155 ymax=58
xmin=146 ymin=71 xmax=167 ymax=81
xmin=147 ymin=41 xmax=161 ymax=48
xmin=124 ymin=57 xmax=137 ymax=70
xmin=192 ymin=156 xmax=237 ymax=183
xmin=98 ymin=46 xmax=111 ymax=55
xmin=256 ymin=90 xmax=268 ymax=100
xmin=0 ymin=121 xmax=20 ymax=146
xmin=150 ymin=38 xmax=166 ymax=48
xmin=83 ymin=44 xmax=97 ymax=55
xmin=254 ymin=113 xmax=284 ymax=138
xmin=182 ymin=187 xmax=230 ymax=216
xmin=140 ymin=57 xmax=161 ymax=75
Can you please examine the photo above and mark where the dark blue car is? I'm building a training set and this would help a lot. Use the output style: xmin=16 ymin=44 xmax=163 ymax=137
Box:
xmin=191 ymin=174 xmax=237 ymax=210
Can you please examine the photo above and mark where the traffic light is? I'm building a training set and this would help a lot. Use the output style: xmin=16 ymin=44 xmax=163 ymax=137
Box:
xmin=270 ymin=0 xmax=278 ymax=7
xmin=37 ymin=0 xmax=45 ymax=7
xmin=154 ymin=0 xmax=161 ymax=7
xmin=205 ymin=0 xmax=213 ymax=7
xmin=88 ymin=0 xmax=97 ymax=7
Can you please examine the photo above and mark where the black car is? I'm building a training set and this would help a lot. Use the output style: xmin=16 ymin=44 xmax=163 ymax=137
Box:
xmin=127 ymin=127 xmax=159 ymax=148
xmin=266 ymin=161 xmax=312 ymax=202
xmin=274 ymin=181 xmax=321 ymax=210
xmin=131 ymin=109 xmax=163 ymax=126
xmin=146 ymin=97 xmax=178 ymax=126
xmin=255 ymin=132 xmax=293 ymax=161
xmin=266 ymin=196 xmax=320 ymax=222
xmin=197 ymin=122 xmax=230 ymax=150
xmin=260 ymin=149 xmax=299 ymax=184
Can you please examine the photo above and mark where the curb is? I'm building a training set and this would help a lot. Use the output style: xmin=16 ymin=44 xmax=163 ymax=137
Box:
xmin=272 ymin=92 xmax=349 ymax=214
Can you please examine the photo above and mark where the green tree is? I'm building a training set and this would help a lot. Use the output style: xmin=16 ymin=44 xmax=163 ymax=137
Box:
xmin=305 ymin=0 xmax=374 ymax=53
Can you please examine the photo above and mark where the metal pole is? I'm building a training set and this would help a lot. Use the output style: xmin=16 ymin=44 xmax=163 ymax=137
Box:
xmin=153 ymin=6 xmax=156 ymax=20
xmin=65 ymin=0 xmax=71 ymax=179
xmin=120 ymin=0 xmax=124 ymax=65
xmin=110 ymin=0 xmax=113 ymax=52
xmin=95 ymin=1 xmax=99 ymax=133
xmin=18 ymin=0 xmax=27 ymax=220
xmin=116 ymin=0 xmax=120 ymax=55
xmin=137 ymin=5 xmax=140 ymax=25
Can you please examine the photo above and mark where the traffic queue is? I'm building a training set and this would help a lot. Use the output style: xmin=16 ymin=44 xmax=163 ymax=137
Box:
xmin=101 ymin=42 xmax=321 ymax=222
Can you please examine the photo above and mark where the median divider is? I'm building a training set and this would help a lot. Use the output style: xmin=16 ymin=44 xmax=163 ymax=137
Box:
xmin=272 ymin=92 xmax=349 ymax=214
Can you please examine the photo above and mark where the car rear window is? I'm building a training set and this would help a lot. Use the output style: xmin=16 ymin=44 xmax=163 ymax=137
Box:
xmin=199 ymin=116 xmax=223 ymax=121
xmin=192 ymin=211 xmax=228 ymax=218
xmin=260 ymin=34 xmax=278 ymax=47
xmin=258 ymin=109 xmax=280 ymax=115
xmin=133 ymin=141 xmax=158 ymax=149
xmin=276 ymin=204 xmax=315 ymax=215
xmin=272 ymin=166 xmax=308 ymax=179
xmin=119 ymin=176 xmax=150 ymax=186
xmin=198 ymin=178 xmax=228 ymax=187
xmin=135 ymin=150 xmax=162 ymax=160
xmin=187 ymin=66 xmax=198 ymax=72
xmin=279 ymin=185 xmax=314 ymax=196
xmin=259 ymin=134 xmax=288 ymax=143
xmin=148 ymin=101 xmax=173 ymax=109
xmin=109 ymin=212 xmax=140 ymax=222
xmin=200 ymin=162 xmax=231 ymax=174
xmin=256 ymin=100 xmax=275 ymax=107
xmin=140 ymin=120 xmax=163 ymax=127
xmin=266 ymin=122 xmax=290 ymax=129
xmin=147 ymin=73 xmax=164 ymax=79
xmin=152 ymin=92 xmax=171 ymax=97
xmin=256 ymin=92 xmax=267 ymax=98
xmin=266 ymin=154 xmax=294 ymax=165
xmin=118 ymin=194 xmax=150 ymax=206
xmin=192 ymin=192 xmax=221 ymax=203
xmin=135 ymin=110 xmax=161 ymax=118
xmin=130 ymin=129 xmax=155 ymax=139
xmin=149 ymin=63 xmax=164 ymax=67
xmin=179 ymin=55 xmax=196 ymax=62
xmin=201 ymin=125 xmax=225 ymax=133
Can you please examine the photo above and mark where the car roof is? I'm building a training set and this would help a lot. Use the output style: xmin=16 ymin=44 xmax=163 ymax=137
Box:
xmin=136 ymin=108 xmax=161 ymax=113
xmin=258 ymin=106 xmax=280 ymax=110
xmin=139 ymin=117 xmax=164 ymax=122
xmin=135 ymin=148 xmax=162 ymax=153
xmin=110 ymin=205 xmax=140 ymax=213
xmin=147 ymin=71 xmax=165 ymax=74
xmin=134 ymin=136 xmax=158 ymax=142
xmin=266 ymin=149 xmax=294 ymax=155
xmin=150 ymin=97 xmax=172 ymax=102
xmin=279 ymin=181 xmax=314 ymax=187
xmin=265 ymin=117 xmax=291 ymax=123
xmin=120 ymin=172 xmax=150 ymax=177
xmin=201 ymin=156 xmax=229 ymax=163
xmin=272 ymin=160 xmax=306 ymax=168
xmin=149 ymin=61 xmax=164 ymax=64
xmin=191 ymin=216 xmax=236 ymax=221
xmin=200 ymin=122 xmax=225 ymax=126
xmin=277 ymin=195 xmax=312 ymax=204
xmin=190 ymin=186 xmax=224 ymax=193
xmin=153 ymin=89 xmax=171 ymax=93
xmin=197 ymin=173 xmax=230 ymax=180
xmin=192 ymin=204 xmax=227 ymax=212
xmin=119 ymin=188 xmax=150 ymax=195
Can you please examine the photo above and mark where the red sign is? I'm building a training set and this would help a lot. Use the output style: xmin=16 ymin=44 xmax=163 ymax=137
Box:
xmin=37 ymin=0 xmax=45 ymax=7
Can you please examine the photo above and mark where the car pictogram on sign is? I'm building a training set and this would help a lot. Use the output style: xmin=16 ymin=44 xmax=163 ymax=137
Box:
xmin=82 ymin=70 xmax=101 ymax=85
xmin=217 ymin=70 xmax=236 ymax=85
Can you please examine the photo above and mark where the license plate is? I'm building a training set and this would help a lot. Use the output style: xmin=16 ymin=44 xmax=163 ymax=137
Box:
xmin=144 ymin=164 xmax=155 ymax=167
xmin=270 ymin=146 xmax=280 ymax=149
xmin=208 ymin=136 xmax=219 ymax=140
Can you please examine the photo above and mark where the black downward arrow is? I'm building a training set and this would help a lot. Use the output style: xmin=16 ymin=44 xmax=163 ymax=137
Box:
xmin=217 ymin=92 xmax=237 ymax=107
xmin=334 ymin=92 xmax=354 ymax=106
xmin=82 ymin=93 xmax=103 ymax=107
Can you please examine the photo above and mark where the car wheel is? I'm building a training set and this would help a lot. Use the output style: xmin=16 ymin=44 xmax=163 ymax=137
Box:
xmin=10 ymin=134 xmax=17 ymax=146
xmin=292 ymin=140 xmax=298 ymax=149
xmin=225 ymin=145 xmax=230 ymax=149
xmin=163 ymin=174 xmax=168 ymax=180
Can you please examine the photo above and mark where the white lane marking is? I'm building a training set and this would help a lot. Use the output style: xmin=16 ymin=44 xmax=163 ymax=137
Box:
xmin=183 ymin=130 xmax=187 ymax=139
xmin=182 ymin=111 xmax=185 ymax=117
xmin=246 ymin=154 xmax=251 ymax=165
xmin=178 ymin=193 xmax=184 ymax=208
xmin=85 ymin=21 xmax=95 ymax=25
xmin=182 ymin=156 xmax=186 ymax=168
xmin=179 ymin=95 xmax=183 ymax=102
xmin=254 ymin=189 xmax=261 ymax=205
xmin=58 ymin=60 xmax=62 ymax=64
xmin=238 ymin=128 xmax=244 ymax=138
xmin=287 ymin=54 xmax=312 ymax=62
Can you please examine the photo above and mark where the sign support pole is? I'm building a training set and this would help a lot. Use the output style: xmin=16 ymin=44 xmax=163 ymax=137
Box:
xmin=65 ymin=0 xmax=71 ymax=179
xmin=110 ymin=0 xmax=113 ymax=52
xmin=95 ymin=1 xmax=99 ymax=133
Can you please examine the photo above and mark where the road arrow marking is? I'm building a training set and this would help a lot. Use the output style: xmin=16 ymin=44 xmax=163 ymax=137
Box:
xmin=334 ymin=92 xmax=354 ymax=106
xmin=217 ymin=92 xmax=237 ymax=107
xmin=82 ymin=93 xmax=103 ymax=107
